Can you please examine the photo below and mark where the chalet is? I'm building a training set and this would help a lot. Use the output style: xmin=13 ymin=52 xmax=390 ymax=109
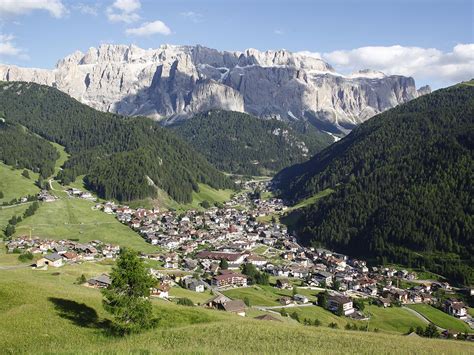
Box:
xmin=293 ymin=294 xmax=309 ymax=304
xmin=183 ymin=277 xmax=205 ymax=292
xmin=327 ymin=295 xmax=355 ymax=315
xmin=87 ymin=274 xmax=111 ymax=288
xmin=245 ymin=254 xmax=267 ymax=267
xmin=444 ymin=299 xmax=468 ymax=319
xmin=36 ymin=253 xmax=63 ymax=268
xmin=386 ymin=288 xmax=408 ymax=304
xmin=62 ymin=251 xmax=79 ymax=262
xmin=151 ymin=283 xmax=170 ymax=299
xmin=218 ymin=299 xmax=247 ymax=316
xmin=377 ymin=297 xmax=391 ymax=308
xmin=205 ymin=294 xmax=232 ymax=308
xmin=211 ymin=271 xmax=248 ymax=288
xmin=196 ymin=251 xmax=246 ymax=266
xmin=276 ymin=278 xmax=290 ymax=289
xmin=313 ymin=271 xmax=333 ymax=286
xmin=279 ymin=296 xmax=292 ymax=305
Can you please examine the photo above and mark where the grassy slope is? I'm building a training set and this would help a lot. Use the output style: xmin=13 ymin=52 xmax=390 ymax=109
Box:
xmin=153 ymin=183 xmax=234 ymax=211
xmin=365 ymin=305 xmax=427 ymax=333
xmin=0 ymin=163 xmax=40 ymax=203
xmin=0 ymin=264 xmax=472 ymax=354
xmin=407 ymin=304 xmax=473 ymax=333
xmin=12 ymin=198 xmax=157 ymax=252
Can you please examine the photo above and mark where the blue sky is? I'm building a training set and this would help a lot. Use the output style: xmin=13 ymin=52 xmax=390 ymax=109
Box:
xmin=0 ymin=0 xmax=473 ymax=88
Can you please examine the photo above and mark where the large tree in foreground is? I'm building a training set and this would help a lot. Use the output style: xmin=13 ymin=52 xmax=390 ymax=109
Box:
xmin=102 ymin=248 xmax=156 ymax=334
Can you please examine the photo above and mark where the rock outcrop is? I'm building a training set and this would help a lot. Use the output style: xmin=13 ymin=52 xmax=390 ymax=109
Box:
xmin=0 ymin=44 xmax=430 ymax=133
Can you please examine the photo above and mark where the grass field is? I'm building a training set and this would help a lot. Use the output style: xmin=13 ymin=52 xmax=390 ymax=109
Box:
xmin=168 ymin=286 xmax=214 ymax=305
xmin=51 ymin=142 xmax=69 ymax=177
xmin=407 ymin=304 xmax=473 ymax=333
xmin=289 ymin=188 xmax=334 ymax=211
xmin=364 ymin=305 xmax=427 ymax=333
xmin=275 ymin=305 xmax=348 ymax=328
xmin=0 ymin=204 xmax=30 ymax=231
xmin=12 ymin=198 xmax=157 ymax=252
xmin=1 ymin=263 xmax=472 ymax=354
xmin=0 ymin=163 xmax=40 ymax=203
xmin=154 ymin=183 xmax=234 ymax=211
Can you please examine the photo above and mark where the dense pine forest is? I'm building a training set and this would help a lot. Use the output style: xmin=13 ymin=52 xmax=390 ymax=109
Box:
xmin=276 ymin=82 xmax=474 ymax=285
xmin=170 ymin=110 xmax=333 ymax=175
xmin=0 ymin=82 xmax=232 ymax=203
xmin=0 ymin=120 xmax=59 ymax=178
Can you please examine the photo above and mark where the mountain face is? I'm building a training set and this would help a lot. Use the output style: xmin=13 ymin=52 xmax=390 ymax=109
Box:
xmin=170 ymin=110 xmax=333 ymax=176
xmin=0 ymin=44 xmax=430 ymax=134
xmin=275 ymin=82 xmax=474 ymax=285
xmin=0 ymin=81 xmax=232 ymax=203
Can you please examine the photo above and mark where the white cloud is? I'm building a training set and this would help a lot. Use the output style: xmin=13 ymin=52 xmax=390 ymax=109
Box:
xmin=322 ymin=44 xmax=474 ymax=87
xmin=106 ymin=0 xmax=140 ymax=23
xmin=0 ymin=34 xmax=28 ymax=60
xmin=274 ymin=29 xmax=284 ymax=35
xmin=0 ymin=0 xmax=67 ymax=18
xmin=73 ymin=3 xmax=99 ymax=16
xmin=125 ymin=20 xmax=171 ymax=36
xmin=180 ymin=11 xmax=203 ymax=23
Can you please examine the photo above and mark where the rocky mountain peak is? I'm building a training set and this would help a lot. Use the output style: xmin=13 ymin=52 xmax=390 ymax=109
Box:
xmin=0 ymin=43 xmax=425 ymax=133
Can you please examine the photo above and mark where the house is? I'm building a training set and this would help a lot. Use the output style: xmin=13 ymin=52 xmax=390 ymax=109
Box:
xmin=151 ymin=283 xmax=170 ymax=298
xmin=36 ymin=253 xmax=63 ymax=268
xmin=279 ymin=296 xmax=292 ymax=305
xmin=211 ymin=271 xmax=248 ymax=288
xmin=205 ymin=294 xmax=232 ymax=308
xmin=444 ymin=299 xmax=468 ymax=319
xmin=327 ymin=295 xmax=355 ymax=315
xmin=183 ymin=278 xmax=206 ymax=292
xmin=314 ymin=271 xmax=333 ymax=286
xmin=62 ymin=251 xmax=79 ymax=262
xmin=293 ymin=294 xmax=309 ymax=304
xmin=218 ymin=300 xmax=247 ymax=316
xmin=87 ymin=274 xmax=111 ymax=288
xmin=245 ymin=254 xmax=267 ymax=267
xmin=276 ymin=278 xmax=290 ymax=289
xmin=377 ymin=297 xmax=391 ymax=308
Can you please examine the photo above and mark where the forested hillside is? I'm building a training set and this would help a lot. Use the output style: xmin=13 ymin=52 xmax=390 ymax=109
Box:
xmin=170 ymin=110 xmax=333 ymax=175
xmin=0 ymin=120 xmax=58 ymax=178
xmin=0 ymin=82 xmax=232 ymax=203
xmin=275 ymin=82 xmax=474 ymax=285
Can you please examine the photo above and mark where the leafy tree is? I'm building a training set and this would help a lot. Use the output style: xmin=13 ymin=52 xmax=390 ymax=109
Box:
xmin=292 ymin=286 xmax=298 ymax=296
xmin=313 ymin=318 xmax=321 ymax=326
xmin=219 ymin=258 xmax=229 ymax=270
xmin=332 ymin=280 xmax=341 ymax=291
xmin=353 ymin=298 xmax=365 ymax=311
xmin=423 ymin=323 xmax=440 ymax=338
xmin=290 ymin=311 xmax=300 ymax=322
xmin=317 ymin=291 xmax=328 ymax=309
xmin=102 ymin=248 xmax=156 ymax=335
xmin=18 ymin=252 xmax=33 ymax=262
xmin=335 ymin=304 xmax=344 ymax=317
xmin=4 ymin=224 xmax=15 ymax=238
xmin=21 ymin=170 xmax=30 ymax=179
xmin=328 ymin=322 xmax=338 ymax=329
xmin=76 ymin=274 xmax=87 ymax=284
xmin=200 ymin=200 xmax=211 ymax=209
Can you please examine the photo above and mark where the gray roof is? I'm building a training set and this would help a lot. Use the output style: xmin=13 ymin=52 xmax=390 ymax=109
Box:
xmin=45 ymin=253 xmax=62 ymax=262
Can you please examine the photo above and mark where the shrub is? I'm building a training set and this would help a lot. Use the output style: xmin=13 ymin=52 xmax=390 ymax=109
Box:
xmin=177 ymin=298 xmax=194 ymax=307
xmin=18 ymin=252 xmax=34 ymax=262
xmin=328 ymin=322 xmax=339 ymax=329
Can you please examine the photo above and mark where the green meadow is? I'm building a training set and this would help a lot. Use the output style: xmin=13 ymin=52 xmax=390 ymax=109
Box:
xmin=407 ymin=304 xmax=473 ymax=333
xmin=0 ymin=262 xmax=473 ymax=354
xmin=0 ymin=163 xmax=40 ymax=203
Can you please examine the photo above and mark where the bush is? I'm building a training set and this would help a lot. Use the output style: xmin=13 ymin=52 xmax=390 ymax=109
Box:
xmin=76 ymin=274 xmax=87 ymax=284
xmin=21 ymin=169 xmax=30 ymax=179
xmin=18 ymin=252 xmax=34 ymax=262
xmin=328 ymin=322 xmax=339 ymax=329
xmin=177 ymin=298 xmax=194 ymax=307
xmin=199 ymin=200 xmax=211 ymax=209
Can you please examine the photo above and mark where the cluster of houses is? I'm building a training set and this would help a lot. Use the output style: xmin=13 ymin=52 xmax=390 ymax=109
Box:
xmin=5 ymin=237 xmax=120 ymax=267
xmin=66 ymin=188 xmax=95 ymax=201
xmin=38 ymin=190 xmax=56 ymax=202
xmin=90 ymin=181 xmax=472 ymax=327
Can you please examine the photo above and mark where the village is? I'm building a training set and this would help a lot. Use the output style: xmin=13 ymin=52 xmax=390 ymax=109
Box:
xmin=4 ymin=180 xmax=474 ymax=338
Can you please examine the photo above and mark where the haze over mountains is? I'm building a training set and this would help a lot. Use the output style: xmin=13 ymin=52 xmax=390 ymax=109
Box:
xmin=0 ymin=44 xmax=430 ymax=134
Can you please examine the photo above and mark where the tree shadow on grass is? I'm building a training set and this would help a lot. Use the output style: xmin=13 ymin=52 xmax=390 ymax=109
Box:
xmin=48 ymin=297 xmax=111 ymax=330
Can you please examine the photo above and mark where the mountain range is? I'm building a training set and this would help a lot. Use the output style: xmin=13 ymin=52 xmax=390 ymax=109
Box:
xmin=0 ymin=44 xmax=430 ymax=134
